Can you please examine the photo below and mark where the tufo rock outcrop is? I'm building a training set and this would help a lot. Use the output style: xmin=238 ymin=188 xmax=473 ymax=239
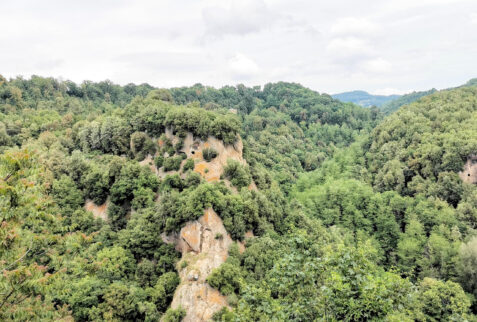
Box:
xmin=156 ymin=130 xmax=256 ymax=320
xmin=162 ymin=208 xmax=234 ymax=321
xmin=459 ymin=154 xmax=477 ymax=184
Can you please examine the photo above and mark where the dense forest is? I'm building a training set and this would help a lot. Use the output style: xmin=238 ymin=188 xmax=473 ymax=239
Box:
xmin=1 ymin=75 xmax=477 ymax=321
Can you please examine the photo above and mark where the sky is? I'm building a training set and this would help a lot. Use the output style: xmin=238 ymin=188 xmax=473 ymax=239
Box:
xmin=1 ymin=0 xmax=477 ymax=95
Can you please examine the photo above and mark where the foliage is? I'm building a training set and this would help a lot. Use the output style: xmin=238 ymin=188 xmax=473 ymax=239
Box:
xmin=223 ymin=159 xmax=252 ymax=189
xmin=1 ymin=76 xmax=476 ymax=321
xmin=163 ymin=306 xmax=186 ymax=322
xmin=203 ymin=147 xmax=218 ymax=162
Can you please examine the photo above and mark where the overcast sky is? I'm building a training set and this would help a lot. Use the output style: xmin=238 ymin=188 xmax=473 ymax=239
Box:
xmin=1 ymin=0 xmax=477 ymax=95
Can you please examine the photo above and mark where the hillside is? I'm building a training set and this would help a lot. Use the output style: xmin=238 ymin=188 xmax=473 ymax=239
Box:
xmin=380 ymin=88 xmax=438 ymax=114
xmin=332 ymin=90 xmax=401 ymax=107
xmin=1 ymin=75 xmax=476 ymax=321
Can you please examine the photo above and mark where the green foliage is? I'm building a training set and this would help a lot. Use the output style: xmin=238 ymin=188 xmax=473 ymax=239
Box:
xmin=51 ymin=174 xmax=84 ymax=216
xmin=155 ymin=155 xmax=164 ymax=168
xmin=416 ymin=277 xmax=471 ymax=321
xmin=163 ymin=156 xmax=183 ymax=172
xmin=163 ymin=306 xmax=186 ymax=322
xmin=83 ymin=166 xmax=109 ymax=204
xmin=96 ymin=246 xmax=136 ymax=281
xmin=207 ymin=262 xmax=242 ymax=295
xmin=202 ymin=147 xmax=218 ymax=162
xmin=182 ymin=158 xmax=195 ymax=172
xmin=381 ymin=88 xmax=437 ymax=114
xmin=150 ymin=272 xmax=180 ymax=312
xmin=223 ymin=159 xmax=251 ymax=189
xmin=457 ymin=237 xmax=477 ymax=310
xmin=2 ymin=76 xmax=477 ymax=321
xmin=130 ymin=131 xmax=156 ymax=161
xmin=368 ymin=87 xmax=477 ymax=198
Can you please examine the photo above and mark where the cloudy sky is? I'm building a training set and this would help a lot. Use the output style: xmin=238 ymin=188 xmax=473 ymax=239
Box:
xmin=1 ymin=0 xmax=477 ymax=94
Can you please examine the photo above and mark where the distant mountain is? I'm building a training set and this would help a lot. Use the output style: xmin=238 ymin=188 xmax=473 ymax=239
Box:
xmin=380 ymin=88 xmax=437 ymax=114
xmin=332 ymin=90 xmax=401 ymax=107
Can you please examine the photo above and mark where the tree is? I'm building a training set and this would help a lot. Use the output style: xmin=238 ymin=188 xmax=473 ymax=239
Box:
xmin=223 ymin=159 xmax=251 ymax=189
xmin=457 ymin=237 xmax=477 ymax=310
xmin=416 ymin=278 xmax=471 ymax=321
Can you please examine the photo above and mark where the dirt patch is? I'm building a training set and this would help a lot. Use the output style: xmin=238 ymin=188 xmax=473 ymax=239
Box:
xmin=84 ymin=198 xmax=108 ymax=221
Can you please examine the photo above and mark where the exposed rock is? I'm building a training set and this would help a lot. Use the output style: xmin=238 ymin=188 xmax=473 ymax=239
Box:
xmin=84 ymin=198 xmax=108 ymax=220
xmin=181 ymin=221 xmax=202 ymax=253
xmin=158 ymin=130 xmax=256 ymax=320
xmin=166 ymin=208 xmax=235 ymax=322
xmin=459 ymin=154 xmax=477 ymax=184
xmin=157 ymin=130 xmax=258 ymax=192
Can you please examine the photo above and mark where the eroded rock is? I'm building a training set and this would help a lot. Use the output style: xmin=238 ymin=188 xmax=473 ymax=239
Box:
xmin=459 ymin=154 xmax=477 ymax=184
xmin=165 ymin=208 xmax=234 ymax=322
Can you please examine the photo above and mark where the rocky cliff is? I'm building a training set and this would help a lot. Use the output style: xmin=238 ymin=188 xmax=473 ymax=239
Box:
xmin=162 ymin=208 xmax=236 ymax=321
xmin=160 ymin=132 xmax=253 ymax=320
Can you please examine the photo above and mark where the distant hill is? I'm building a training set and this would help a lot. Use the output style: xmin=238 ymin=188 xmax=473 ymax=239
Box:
xmin=332 ymin=90 xmax=400 ymax=107
xmin=380 ymin=88 xmax=437 ymax=114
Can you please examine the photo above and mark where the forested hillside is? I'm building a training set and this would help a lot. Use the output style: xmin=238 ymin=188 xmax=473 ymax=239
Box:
xmin=1 ymin=75 xmax=476 ymax=321
xmin=332 ymin=90 xmax=400 ymax=107
xmin=379 ymin=88 xmax=438 ymax=115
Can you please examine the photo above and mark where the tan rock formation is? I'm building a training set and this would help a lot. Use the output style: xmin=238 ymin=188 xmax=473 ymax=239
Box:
xmin=459 ymin=154 xmax=477 ymax=184
xmin=164 ymin=208 xmax=234 ymax=321
xmin=163 ymin=131 xmax=247 ymax=183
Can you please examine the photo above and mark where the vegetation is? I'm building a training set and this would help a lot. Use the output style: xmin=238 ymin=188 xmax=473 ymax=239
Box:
xmin=202 ymin=147 xmax=218 ymax=162
xmin=332 ymin=90 xmax=400 ymax=107
xmin=1 ymin=75 xmax=476 ymax=321
xmin=380 ymin=88 xmax=437 ymax=114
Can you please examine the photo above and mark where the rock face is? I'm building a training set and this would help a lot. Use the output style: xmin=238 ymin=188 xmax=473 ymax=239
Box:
xmin=157 ymin=129 xmax=256 ymax=320
xmin=163 ymin=208 xmax=233 ymax=321
xmin=459 ymin=154 xmax=477 ymax=184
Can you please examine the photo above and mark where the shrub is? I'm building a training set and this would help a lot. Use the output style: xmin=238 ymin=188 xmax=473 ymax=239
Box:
xmin=223 ymin=159 xmax=252 ymax=189
xmin=163 ymin=156 xmax=182 ymax=171
xmin=155 ymin=155 xmax=164 ymax=168
xmin=203 ymin=147 xmax=218 ymax=162
xmin=162 ymin=307 xmax=186 ymax=322
xmin=207 ymin=262 xmax=242 ymax=296
xmin=182 ymin=158 xmax=195 ymax=172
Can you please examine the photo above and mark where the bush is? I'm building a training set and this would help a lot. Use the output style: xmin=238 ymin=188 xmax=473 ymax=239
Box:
xmin=155 ymin=155 xmax=164 ymax=168
xmin=162 ymin=306 xmax=186 ymax=322
xmin=163 ymin=156 xmax=183 ymax=171
xmin=150 ymin=272 xmax=180 ymax=312
xmin=130 ymin=131 xmax=156 ymax=161
xmin=203 ymin=147 xmax=218 ymax=162
xmin=185 ymin=171 xmax=201 ymax=187
xmin=174 ymin=140 xmax=184 ymax=152
xmin=162 ymin=174 xmax=184 ymax=191
xmin=207 ymin=262 xmax=242 ymax=296
xmin=223 ymin=159 xmax=252 ymax=189
xmin=182 ymin=158 xmax=195 ymax=172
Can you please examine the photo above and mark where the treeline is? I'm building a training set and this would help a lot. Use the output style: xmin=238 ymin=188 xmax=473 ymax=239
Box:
xmin=2 ymin=75 xmax=476 ymax=321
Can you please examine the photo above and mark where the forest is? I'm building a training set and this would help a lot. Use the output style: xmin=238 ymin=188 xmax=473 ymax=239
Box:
xmin=1 ymin=74 xmax=477 ymax=321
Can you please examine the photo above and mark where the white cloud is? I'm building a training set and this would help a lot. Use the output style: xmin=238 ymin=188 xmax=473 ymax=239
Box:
xmin=326 ymin=37 xmax=376 ymax=67
xmin=202 ymin=0 xmax=276 ymax=37
xmin=470 ymin=13 xmax=477 ymax=24
xmin=361 ymin=58 xmax=392 ymax=74
xmin=1 ymin=0 xmax=477 ymax=93
xmin=227 ymin=53 xmax=260 ymax=80
xmin=330 ymin=17 xmax=379 ymax=37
